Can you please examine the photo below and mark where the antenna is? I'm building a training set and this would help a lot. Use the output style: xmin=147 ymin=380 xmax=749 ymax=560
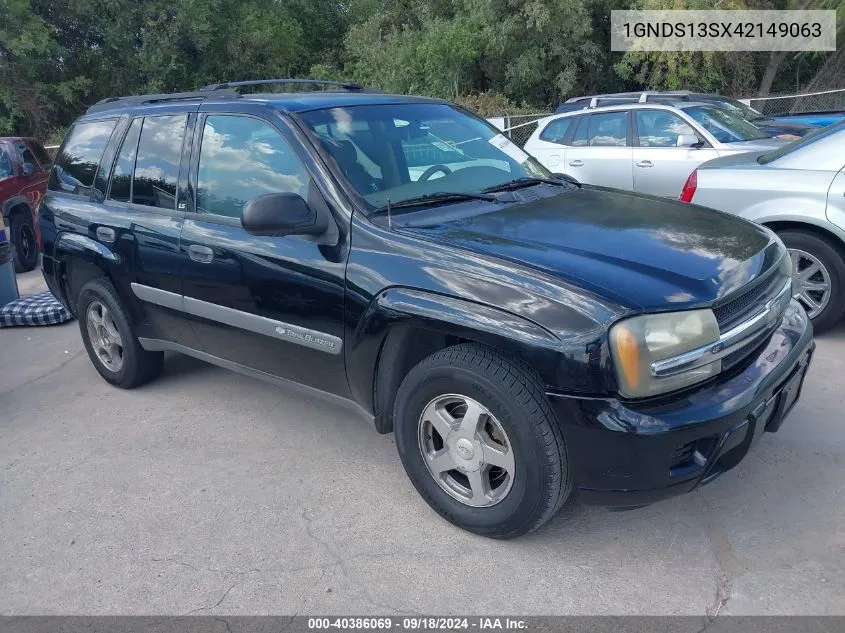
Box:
xmin=386 ymin=199 xmax=393 ymax=228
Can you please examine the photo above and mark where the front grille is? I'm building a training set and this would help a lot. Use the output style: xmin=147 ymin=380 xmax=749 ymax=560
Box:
xmin=721 ymin=328 xmax=774 ymax=372
xmin=714 ymin=280 xmax=771 ymax=329
xmin=712 ymin=264 xmax=792 ymax=377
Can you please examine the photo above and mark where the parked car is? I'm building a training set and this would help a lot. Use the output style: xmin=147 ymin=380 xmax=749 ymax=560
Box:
xmin=40 ymin=80 xmax=814 ymax=538
xmin=525 ymin=101 xmax=785 ymax=198
xmin=767 ymin=111 xmax=845 ymax=127
xmin=680 ymin=120 xmax=845 ymax=332
xmin=0 ymin=137 xmax=51 ymax=271
xmin=558 ymin=91 xmax=819 ymax=139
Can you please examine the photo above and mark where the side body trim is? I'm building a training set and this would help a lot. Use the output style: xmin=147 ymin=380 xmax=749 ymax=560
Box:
xmin=137 ymin=338 xmax=372 ymax=423
xmin=130 ymin=282 xmax=342 ymax=354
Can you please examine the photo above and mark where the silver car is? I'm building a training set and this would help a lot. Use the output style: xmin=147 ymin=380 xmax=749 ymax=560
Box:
xmin=524 ymin=101 xmax=785 ymax=198
xmin=685 ymin=122 xmax=845 ymax=331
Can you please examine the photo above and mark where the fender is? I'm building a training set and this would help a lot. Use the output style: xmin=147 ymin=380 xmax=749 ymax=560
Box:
xmin=346 ymin=286 xmax=610 ymax=421
xmin=2 ymin=195 xmax=32 ymax=218
xmin=756 ymin=212 xmax=845 ymax=249
xmin=48 ymin=231 xmax=122 ymax=307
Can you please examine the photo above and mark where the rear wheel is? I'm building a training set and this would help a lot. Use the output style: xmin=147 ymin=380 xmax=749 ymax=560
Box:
xmin=393 ymin=343 xmax=572 ymax=538
xmin=77 ymin=278 xmax=163 ymax=388
xmin=10 ymin=212 xmax=38 ymax=272
xmin=778 ymin=229 xmax=845 ymax=333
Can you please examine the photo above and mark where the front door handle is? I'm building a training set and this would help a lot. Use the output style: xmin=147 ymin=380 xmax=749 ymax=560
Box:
xmin=95 ymin=226 xmax=116 ymax=243
xmin=188 ymin=244 xmax=214 ymax=264
xmin=569 ymin=160 xmax=583 ymax=167
xmin=636 ymin=160 xmax=653 ymax=168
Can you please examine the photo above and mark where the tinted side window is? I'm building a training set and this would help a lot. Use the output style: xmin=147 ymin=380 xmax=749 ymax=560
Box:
xmin=108 ymin=118 xmax=142 ymax=203
xmin=48 ymin=119 xmax=117 ymax=194
xmin=539 ymin=118 xmax=573 ymax=144
xmin=28 ymin=141 xmax=52 ymax=169
xmin=196 ymin=115 xmax=309 ymax=218
xmin=588 ymin=112 xmax=628 ymax=147
xmin=636 ymin=111 xmax=696 ymax=147
xmin=16 ymin=142 xmax=39 ymax=173
xmin=571 ymin=116 xmax=589 ymax=147
xmin=133 ymin=115 xmax=187 ymax=210
xmin=0 ymin=146 xmax=13 ymax=179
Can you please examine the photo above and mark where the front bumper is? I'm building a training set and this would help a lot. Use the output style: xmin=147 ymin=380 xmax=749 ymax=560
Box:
xmin=547 ymin=299 xmax=814 ymax=507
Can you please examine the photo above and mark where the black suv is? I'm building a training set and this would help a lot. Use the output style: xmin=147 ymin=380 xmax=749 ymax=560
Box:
xmin=39 ymin=79 xmax=814 ymax=538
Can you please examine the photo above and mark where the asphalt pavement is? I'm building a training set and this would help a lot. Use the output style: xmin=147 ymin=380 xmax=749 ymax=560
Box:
xmin=1 ymin=269 xmax=843 ymax=616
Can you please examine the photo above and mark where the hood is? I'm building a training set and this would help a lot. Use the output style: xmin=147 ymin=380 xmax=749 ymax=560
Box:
xmin=719 ymin=137 xmax=786 ymax=151
xmin=770 ymin=113 xmax=845 ymax=127
xmin=754 ymin=118 xmax=818 ymax=137
xmin=399 ymin=187 xmax=779 ymax=312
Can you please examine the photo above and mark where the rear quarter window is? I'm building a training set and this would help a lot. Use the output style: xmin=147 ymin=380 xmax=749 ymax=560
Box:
xmin=28 ymin=141 xmax=53 ymax=169
xmin=539 ymin=118 xmax=574 ymax=144
xmin=48 ymin=119 xmax=118 ymax=195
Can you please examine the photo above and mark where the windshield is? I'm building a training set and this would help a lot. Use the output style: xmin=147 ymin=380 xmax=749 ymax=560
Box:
xmin=711 ymin=98 xmax=764 ymax=121
xmin=758 ymin=119 xmax=845 ymax=164
xmin=299 ymin=103 xmax=551 ymax=210
xmin=682 ymin=105 xmax=770 ymax=143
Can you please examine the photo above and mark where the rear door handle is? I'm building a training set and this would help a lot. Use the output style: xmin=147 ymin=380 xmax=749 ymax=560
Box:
xmin=95 ymin=226 xmax=116 ymax=243
xmin=636 ymin=160 xmax=653 ymax=168
xmin=569 ymin=160 xmax=583 ymax=167
xmin=188 ymin=244 xmax=214 ymax=264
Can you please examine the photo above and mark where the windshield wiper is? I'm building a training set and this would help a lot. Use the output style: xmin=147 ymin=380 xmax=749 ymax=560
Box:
xmin=482 ymin=176 xmax=573 ymax=193
xmin=372 ymin=191 xmax=497 ymax=214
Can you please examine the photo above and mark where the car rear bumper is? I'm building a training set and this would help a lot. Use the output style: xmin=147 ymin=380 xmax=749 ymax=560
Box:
xmin=547 ymin=299 xmax=814 ymax=507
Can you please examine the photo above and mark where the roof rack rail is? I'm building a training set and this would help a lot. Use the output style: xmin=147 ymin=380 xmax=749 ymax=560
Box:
xmin=585 ymin=96 xmax=641 ymax=109
xmin=86 ymin=89 xmax=241 ymax=114
xmin=567 ymin=90 xmax=698 ymax=106
xmin=200 ymin=78 xmax=367 ymax=92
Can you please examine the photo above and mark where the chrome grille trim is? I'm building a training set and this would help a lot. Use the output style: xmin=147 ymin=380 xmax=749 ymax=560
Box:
xmin=650 ymin=279 xmax=792 ymax=379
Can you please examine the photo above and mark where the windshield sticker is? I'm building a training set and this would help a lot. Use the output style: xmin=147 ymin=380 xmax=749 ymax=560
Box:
xmin=489 ymin=133 xmax=529 ymax=163
xmin=432 ymin=141 xmax=458 ymax=153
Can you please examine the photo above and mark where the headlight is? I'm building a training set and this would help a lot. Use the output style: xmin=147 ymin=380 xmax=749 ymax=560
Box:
xmin=609 ymin=309 xmax=721 ymax=398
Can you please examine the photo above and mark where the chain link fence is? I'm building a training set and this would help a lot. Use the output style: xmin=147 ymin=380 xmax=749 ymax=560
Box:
xmin=744 ymin=88 xmax=845 ymax=116
xmin=487 ymin=113 xmax=552 ymax=147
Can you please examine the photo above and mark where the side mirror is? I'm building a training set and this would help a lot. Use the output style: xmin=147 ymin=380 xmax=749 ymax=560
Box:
xmin=676 ymin=134 xmax=701 ymax=148
xmin=241 ymin=192 xmax=327 ymax=237
xmin=21 ymin=162 xmax=37 ymax=177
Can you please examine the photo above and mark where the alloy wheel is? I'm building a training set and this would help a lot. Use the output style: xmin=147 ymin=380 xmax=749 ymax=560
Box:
xmin=789 ymin=248 xmax=831 ymax=319
xmin=418 ymin=394 xmax=516 ymax=507
xmin=86 ymin=301 xmax=124 ymax=372
xmin=20 ymin=224 xmax=35 ymax=262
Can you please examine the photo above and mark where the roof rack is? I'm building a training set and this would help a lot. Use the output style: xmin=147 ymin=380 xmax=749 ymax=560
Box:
xmin=86 ymin=89 xmax=241 ymax=114
xmin=85 ymin=78 xmax=375 ymax=115
xmin=200 ymin=78 xmax=367 ymax=92
xmin=567 ymin=91 xmax=697 ymax=106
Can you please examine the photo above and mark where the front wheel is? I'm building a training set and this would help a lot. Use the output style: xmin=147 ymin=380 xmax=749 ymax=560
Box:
xmin=393 ymin=344 xmax=572 ymax=538
xmin=10 ymin=212 xmax=38 ymax=272
xmin=779 ymin=229 xmax=845 ymax=333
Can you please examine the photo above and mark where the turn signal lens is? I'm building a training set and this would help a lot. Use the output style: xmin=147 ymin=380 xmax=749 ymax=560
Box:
xmin=613 ymin=325 xmax=641 ymax=391
xmin=609 ymin=309 xmax=720 ymax=398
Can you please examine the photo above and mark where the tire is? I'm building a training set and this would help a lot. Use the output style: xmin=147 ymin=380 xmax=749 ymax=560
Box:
xmin=778 ymin=229 xmax=845 ymax=333
xmin=10 ymin=211 xmax=38 ymax=272
xmin=393 ymin=343 xmax=572 ymax=539
xmin=77 ymin=278 xmax=164 ymax=388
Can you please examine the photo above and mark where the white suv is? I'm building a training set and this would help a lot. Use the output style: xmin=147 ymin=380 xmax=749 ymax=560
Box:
xmin=524 ymin=101 xmax=785 ymax=198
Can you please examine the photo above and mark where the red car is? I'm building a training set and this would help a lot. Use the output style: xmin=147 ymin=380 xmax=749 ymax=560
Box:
xmin=0 ymin=137 xmax=51 ymax=271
